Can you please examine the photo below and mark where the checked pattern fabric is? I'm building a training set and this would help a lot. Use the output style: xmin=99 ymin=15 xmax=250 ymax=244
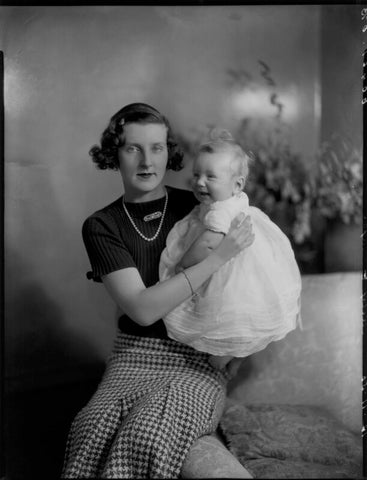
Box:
xmin=62 ymin=332 xmax=229 ymax=479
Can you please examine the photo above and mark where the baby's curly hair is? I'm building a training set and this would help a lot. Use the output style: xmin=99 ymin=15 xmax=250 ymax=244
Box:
xmin=89 ymin=103 xmax=184 ymax=171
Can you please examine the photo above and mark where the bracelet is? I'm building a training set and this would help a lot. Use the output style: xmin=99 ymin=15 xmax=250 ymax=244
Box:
xmin=181 ymin=269 xmax=195 ymax=296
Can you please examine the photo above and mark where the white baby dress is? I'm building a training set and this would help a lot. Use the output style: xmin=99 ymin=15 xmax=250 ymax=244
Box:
xmin=159 ymin=192 xmax=302 ymax=357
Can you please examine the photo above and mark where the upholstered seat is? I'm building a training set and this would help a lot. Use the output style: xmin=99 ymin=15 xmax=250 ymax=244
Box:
xmin=183 ymin=273 xmax=363 ymax=478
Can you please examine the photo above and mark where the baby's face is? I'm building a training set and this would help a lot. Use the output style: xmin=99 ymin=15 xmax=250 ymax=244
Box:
xmin=192 ymin=151 xmax=242 ymax=205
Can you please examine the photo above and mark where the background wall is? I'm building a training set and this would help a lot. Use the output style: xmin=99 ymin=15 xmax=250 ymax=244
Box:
xmin=1 ymin=5 xmax=363 ymax=479
xmin=2 ymin=5 xmax=324 ymax=388
xmin=320 ymin=5 xmax=363 ymax=147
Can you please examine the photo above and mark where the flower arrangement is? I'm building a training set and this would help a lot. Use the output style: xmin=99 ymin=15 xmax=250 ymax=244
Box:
xmin=229 ymin=61 xmax=362 ymax=246
xmin=235 ymin=121 xmax=362 ymax=246
xmin=177 ymin=62 xmax=362 ymax=253
xmin=234 ymin=118 xmax=314 ymax=244
xmin=309 ymin=133 xmax=362 ymax=227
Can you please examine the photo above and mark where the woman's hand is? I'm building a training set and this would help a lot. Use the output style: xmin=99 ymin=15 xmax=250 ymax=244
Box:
xmin=211 ymin=213 xmax=254 ymax=265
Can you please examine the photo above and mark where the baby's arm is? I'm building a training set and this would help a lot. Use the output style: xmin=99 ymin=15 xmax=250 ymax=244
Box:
xmin=177 ymin=229 xmax=225 ymax=271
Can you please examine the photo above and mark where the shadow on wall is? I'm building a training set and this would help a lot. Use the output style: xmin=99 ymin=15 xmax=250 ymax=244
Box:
xmin=5 ymin=248 xmax=106 ymax=390
xmin=5 ymin=249 xmax=106 ymax=479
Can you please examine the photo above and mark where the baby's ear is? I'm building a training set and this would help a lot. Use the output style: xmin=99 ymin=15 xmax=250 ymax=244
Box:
xmin=234 ymin=176 xmax=246 ymax=193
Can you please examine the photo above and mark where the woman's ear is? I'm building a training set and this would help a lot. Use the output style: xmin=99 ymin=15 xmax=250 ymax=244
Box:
xmin=234 ymin=176 xmax=246 ymax=193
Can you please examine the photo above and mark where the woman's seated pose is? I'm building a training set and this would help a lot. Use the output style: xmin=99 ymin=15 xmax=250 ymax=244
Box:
xmin=61 ymin=103 xmax=254 ymax=479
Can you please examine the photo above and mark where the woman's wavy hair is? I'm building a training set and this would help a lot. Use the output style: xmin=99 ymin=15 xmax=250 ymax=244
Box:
xmin=89 ymin=103 xmax=184 ymax=171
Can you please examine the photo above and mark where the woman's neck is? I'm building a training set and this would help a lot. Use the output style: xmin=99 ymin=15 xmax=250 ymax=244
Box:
xmin=123 ymin=185 xmax=167 ymax=203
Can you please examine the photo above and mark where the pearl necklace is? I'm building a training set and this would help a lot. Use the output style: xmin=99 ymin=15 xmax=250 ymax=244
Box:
xmin=122 ymin=192 xmax=168 ymax=242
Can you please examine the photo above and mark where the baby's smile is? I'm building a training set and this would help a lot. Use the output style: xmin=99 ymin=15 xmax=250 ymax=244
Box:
xmin=195 ymin=190 xmax=212 ymax=203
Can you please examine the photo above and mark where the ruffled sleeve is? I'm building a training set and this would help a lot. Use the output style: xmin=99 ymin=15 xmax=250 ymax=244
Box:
xmin=202 ymin=208 xmax=232 ymax=234
xmin=202 ymin=193 xmax=249 ymax=234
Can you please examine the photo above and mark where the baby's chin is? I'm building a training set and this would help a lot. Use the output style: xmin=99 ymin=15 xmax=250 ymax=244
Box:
xmin=194 ymin=192 xmax=214 ymax=204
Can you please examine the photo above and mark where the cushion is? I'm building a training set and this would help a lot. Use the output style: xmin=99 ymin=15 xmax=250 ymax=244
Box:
xmin=219 ymin=402 xmax=363 ymax=478
xmin=227 ymin=273 xmax=362 ymax=433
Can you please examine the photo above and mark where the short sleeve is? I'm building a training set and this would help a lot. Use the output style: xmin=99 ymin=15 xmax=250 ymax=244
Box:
xmin=82 ymin=215 xmax=136 ymax=282
xmin=202 ymin=207 xmax=232 ymax=234
xmin=202 ymin=194 xmax=250 ymax=234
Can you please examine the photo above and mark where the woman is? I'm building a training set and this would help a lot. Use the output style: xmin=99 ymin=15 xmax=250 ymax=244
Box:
xmin=62 ymin=103 xmax=254 ymax=479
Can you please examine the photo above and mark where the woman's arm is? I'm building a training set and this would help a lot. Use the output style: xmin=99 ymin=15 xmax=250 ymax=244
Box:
xmin=102 ymin=213 xmax=254 ymax=326
xmin=178 ymin=230 xmax=224 ymax=270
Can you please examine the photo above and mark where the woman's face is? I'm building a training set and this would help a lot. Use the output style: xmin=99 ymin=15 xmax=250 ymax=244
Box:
xmin=118 ymin=122 xmax=168 ymax=202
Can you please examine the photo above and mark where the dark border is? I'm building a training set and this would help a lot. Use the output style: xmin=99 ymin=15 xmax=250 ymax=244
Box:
xmin=0 ymin=50 xmax=5 ymax=480
xmin=363 ymin=41 xmax=367 ymax=479
xmin=0 ymin=0 xmax=365 ymax=6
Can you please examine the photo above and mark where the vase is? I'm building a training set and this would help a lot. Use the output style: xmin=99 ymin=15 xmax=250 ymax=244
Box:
xmin=269 ymin=202 xmax=294 ymax=238
xmin=293 ymin=209 xmax=327 ymax=274
xmin=270 ymin=204 xmax=326 ymax=274
xmin=324 ymin=219 xmax=362 ymax=273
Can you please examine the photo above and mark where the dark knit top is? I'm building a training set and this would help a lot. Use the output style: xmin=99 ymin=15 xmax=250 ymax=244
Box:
xmin=82 ymin=186 xmax=198 ymax=339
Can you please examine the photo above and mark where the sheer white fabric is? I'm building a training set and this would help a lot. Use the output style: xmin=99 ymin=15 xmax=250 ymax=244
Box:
xmin=159 ymin=192 xmax=302 ymax=357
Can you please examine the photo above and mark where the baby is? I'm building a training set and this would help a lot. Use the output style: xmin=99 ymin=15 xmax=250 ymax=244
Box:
xmin=159 ymin=129 xmax=302 ymax=369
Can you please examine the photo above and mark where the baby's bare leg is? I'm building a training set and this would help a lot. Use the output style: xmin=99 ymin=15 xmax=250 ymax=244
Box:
xmin=181 ymin=433 xmax=253 ymax=478
xmin=209 ymin=355 xmax=233 ymax=370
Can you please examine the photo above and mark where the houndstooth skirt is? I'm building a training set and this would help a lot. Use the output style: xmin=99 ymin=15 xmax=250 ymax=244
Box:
xmin=61 ymin=331 xmax=229 ymax=479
